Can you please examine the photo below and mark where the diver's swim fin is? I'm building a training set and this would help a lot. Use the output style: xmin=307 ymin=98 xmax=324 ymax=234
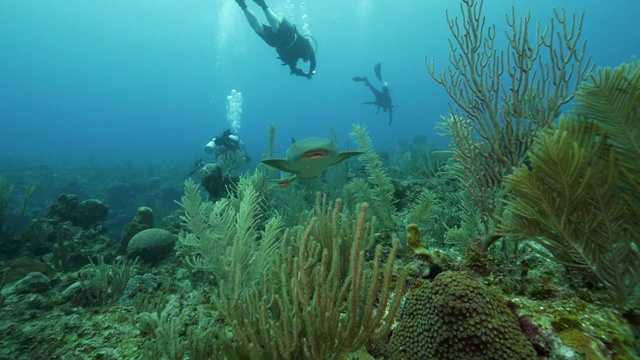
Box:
xmin=352 ymin=76 xmax=367 ymax=82
xmin=374 ymin=62 xmax=382 ymax=81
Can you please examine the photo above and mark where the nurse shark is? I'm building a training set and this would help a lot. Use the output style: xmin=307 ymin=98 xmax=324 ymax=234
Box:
xmin=261 ymin=137 xmax=363 ymax=187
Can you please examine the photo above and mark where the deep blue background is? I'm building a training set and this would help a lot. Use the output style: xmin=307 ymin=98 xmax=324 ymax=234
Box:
xmin=1 ymin=0 xmax=638 ymax=165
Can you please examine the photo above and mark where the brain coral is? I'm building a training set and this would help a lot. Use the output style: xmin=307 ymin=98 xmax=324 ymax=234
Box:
xmin=127 ymin=228 xmax=177 ymax=262
xmin=386 ymin=271 xmax=535 ymax=360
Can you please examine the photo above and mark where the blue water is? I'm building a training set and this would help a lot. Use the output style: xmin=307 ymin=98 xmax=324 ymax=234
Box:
xmin=1 ymin=0 xmax=638 ymax=164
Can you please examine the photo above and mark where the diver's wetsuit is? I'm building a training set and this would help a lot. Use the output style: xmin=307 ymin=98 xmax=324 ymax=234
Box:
xmin=212 ymin=130 xmax=251 ymax=163
xmin=366 ymin=82 xmax=392 ymax=110
xmin=214 ymin=130 xmax=241 ymax=152
xmin=258 ymin=18 xmax=316 ymax=78
xmin=358 ymin=78 xmax=394 ymax=125
xmin=353 ymin=62 xmax=394 ymax=124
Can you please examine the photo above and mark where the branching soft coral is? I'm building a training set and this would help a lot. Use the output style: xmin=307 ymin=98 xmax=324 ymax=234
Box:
xmin=498 ymin=59 xmax=640 ymax=307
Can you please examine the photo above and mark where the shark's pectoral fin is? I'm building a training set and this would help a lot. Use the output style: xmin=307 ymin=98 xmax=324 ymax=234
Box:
xmin=331 ymin=151 xmax=365 ymax=165
xmin=261 ymin=159 xmax=301 ymax=174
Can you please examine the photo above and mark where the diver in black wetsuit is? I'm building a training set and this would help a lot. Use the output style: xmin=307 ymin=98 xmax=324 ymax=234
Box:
xmin=234 ymin=0 xmax=316 ymax=79
xmin=188 ymin=129 xmax=250 ymax=178
xmin=204 ymin=129 xmax=251 ymax=162
xmin=353 ymin=62 xmax=394 ymax=125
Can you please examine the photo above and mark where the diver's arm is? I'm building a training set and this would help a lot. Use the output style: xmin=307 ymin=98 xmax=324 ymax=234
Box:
xmin=306 ymin=50 xmax=316 ymax=79
xmin=288 ymin=62 xmax=307 ymax=77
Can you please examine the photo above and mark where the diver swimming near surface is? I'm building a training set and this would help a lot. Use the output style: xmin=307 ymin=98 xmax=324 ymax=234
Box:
xmin=233 ymin=0 xmax=316 ymax=79
xmin=353 ymin=62 xmax=395 ymax=125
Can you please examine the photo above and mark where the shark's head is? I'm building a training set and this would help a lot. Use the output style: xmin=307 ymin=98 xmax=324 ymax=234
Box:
xmin=286 ymin=137 xmax=339 ymax=162
xmin=262 ymin=137 xmax=363 ymax=187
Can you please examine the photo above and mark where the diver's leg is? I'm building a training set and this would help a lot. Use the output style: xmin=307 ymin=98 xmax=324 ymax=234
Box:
xmin=264 ymin=9 xmax=283 ymax=33
xmin=253 ymin=0 xmax=281 ymax=32
xmin=234 ymin=0 xmax=265 ymax=34
xmin=356 ymin=76 xmax=381 ymax=98
xmin=243 ymin=7 xmax=265 ymax=35
xmin=234 ymin=0 xmax=247 ymax=10
xmin=368 ymin=85 xmax=383 ymax=99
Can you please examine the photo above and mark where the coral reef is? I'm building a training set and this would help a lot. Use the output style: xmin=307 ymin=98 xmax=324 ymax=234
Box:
xmin=126 ymin=228 xmax=177 ymax=263
xmin=407 ymin=223 xmax=428 ymax=255
xmin=0 ymin=148 xmax=637 ymax=359
xmin=511 ymin=294 xmax=638 ymax=359
xmin=427 ymin=0 xmax=592 ymax=249
xmin=119 ymin=206 xmax=154 ymax=254
xmin=499 ymin=59 xmax=640 ymax=307
xmin=1 ymin=257 xmax=56 ymax=284
xmin=199 ymin=163 xmax=238 ymax=201
xmin=46 ymin=194 xmax=109 ymax=229
xmin=177 ymin=175 xmax=405 ymax=359
xmin=387 ymin=271 xmax=536 ymax=359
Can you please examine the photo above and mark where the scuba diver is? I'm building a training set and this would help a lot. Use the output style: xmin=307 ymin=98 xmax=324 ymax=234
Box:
xmin=188 ymin=129 xmax=251 ymax=177
xmin=353 ymin=62 xmax=394 ymax=125
xmin=234 ymin=0 xmax=316 ymax=79
xmin=204 ymin=129 xmax=251 ymax=163
xmin=189 ymin=128 xmax=251 ymax=178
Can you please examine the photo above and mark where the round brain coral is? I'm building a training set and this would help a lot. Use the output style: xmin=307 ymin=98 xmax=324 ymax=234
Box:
xmin=127 ymin=228 xmax=177 ymax=262
xmin=386 ymin=271 xmax=535 ymax=360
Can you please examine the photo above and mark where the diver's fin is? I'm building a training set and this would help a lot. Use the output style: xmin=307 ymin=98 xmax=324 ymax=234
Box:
xmin=291 ymin=137 xmax=297 ymax=144
xmin=374 ymin=62 xmax=382 ymax=81
xmin=261 ymin=159 xmax=301 ymax=174
xmin=352 ymin=76 xmax=367 ymax=82
xmin=331 ymin=151 xmax=364 ymax=165
xmin=361 ymin=101 xmax=377 ymax=105
xmin=187 ymin=159 xmax=204 ymax=178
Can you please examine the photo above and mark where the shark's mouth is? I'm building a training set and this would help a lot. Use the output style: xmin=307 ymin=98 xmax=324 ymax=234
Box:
xmin=302 ymin=149 xmax=329 ymax=160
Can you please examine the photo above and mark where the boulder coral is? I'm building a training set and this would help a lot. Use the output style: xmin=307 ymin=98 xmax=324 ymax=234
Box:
xmin=127 ymin=228 xmax=176 ymax=262
xmin=386 ymin=271 xmax=535 ymax=359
